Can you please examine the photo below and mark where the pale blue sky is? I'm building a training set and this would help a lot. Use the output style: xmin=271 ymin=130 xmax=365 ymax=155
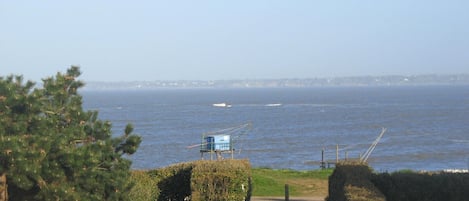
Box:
xmin=1 ymin=1 xmax=468 ymax=82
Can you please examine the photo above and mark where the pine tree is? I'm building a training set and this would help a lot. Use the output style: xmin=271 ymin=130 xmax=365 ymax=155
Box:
xmin=0 ymin=67 xmax=141 ymax=200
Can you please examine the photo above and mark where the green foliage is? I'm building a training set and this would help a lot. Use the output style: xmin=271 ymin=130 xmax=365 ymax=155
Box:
xmin=129 ymin=160 xmax=252 ymax=201
xmin=326 ymin=162 xmax=385 ymax=201
xmin=129 ymin=170 xmax=159 ymax=201
xmin=372 ymin=171 xmax=469 ymax=201
xmin=155 ymin=162 xmax=194 ymax=201
xmin=191 ymin=160 xmax=252 ymax=201
xmin=327 ymin=162 xmax=469 ymax=201
xmin=394 ymin=169 xmax=415 ymax=174
xmin=0 ymin=66 xmax=141 ymax=200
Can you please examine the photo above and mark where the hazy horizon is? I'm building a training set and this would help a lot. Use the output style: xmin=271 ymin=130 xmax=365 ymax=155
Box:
xmin=81 ymin=73 xmax=469 ymax=82
xmin=2 ymin=1 xmax=469 ymax=82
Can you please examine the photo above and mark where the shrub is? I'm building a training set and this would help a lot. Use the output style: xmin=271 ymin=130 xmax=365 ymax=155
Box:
xmin=129 ymin=170 xmax=159 ymax=201
xmin=327 ymin=161 xmax=385 ymax=201
xmin=155 ymin=162 xmax=194 ymax=201
xmin=372 ymin=171 xmax=469 ymax=201
xmin=327 ymin=162 xmax=469 ymax=201
xmin=191 ymin=160 xmax=252 ymax=201
xmin=129 ymin=160 xmax=252 ymax=201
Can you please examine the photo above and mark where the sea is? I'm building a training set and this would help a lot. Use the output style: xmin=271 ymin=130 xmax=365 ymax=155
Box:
xmin=81 ymin=86 xmax=469 ymax=172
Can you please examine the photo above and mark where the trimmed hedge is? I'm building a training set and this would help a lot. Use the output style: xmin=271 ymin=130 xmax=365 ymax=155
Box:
xmin=326 ymin=161 xmax=385 ymax=201
xmin=129 ymin=160 xmax=252 ymax=201
xmin=327 ymin=162 xmax=469 ymax=201
xmin=191 ymin=160 xmax=252 ymax=201
xmin=129 ymin=170 xmax=159 ymax=201
xmin=372 ymin=171 xmax=469 ymax=201
xmin=154 ymin=162 xmax=194 ymax=201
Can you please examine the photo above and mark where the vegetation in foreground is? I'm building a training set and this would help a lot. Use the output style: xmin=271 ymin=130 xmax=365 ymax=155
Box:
xmin=128 ymin=166 xmax=333 ymax=200
xmin=251 ymin=167 xmax=333 ymax=197
xmin=129 ymin=160 xmax=252 ymax=201
xmin=0 ymin=67 xmax=141 ymax=200
xmin=327 ymin=161 xmax=469 ymax=201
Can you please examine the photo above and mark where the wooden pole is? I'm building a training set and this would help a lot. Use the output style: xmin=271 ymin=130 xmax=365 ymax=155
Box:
xmin=285 ymin=184 xmax=289 ymax=201
xmin=321 ymin=148 xmax=325 ymax=169
xmin=336 ymin=144 xmax=339 ymax=163
xmin=0 ymin=173 xmax=7 ymax=201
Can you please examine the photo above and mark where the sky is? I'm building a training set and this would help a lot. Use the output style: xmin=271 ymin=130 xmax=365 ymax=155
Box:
xmin=1 ymin=1 xmax=469 ymax=82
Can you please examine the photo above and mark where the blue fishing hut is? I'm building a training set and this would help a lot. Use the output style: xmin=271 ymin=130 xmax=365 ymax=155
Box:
xmin=200 ymin=134 xmax=233 ymax=160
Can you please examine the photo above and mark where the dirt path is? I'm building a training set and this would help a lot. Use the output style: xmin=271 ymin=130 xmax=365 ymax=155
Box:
xmin=251 ymin=196 xmax=325 ymax=201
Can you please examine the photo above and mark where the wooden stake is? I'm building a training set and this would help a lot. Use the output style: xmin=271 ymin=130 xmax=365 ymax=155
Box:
xmin=321 ymin=148 xmax=325 ymax=169
xmin=0 ymin=173 xmax=7 ymax=201
xmin=336 ymin=144 xmax=339 ymax=163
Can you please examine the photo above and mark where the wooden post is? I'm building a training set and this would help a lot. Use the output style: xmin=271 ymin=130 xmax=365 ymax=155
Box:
xmin=345 ymin=151 xmax=348 ymax=161
xmin=284 ymin=184 xmax=289 ymax=201
xmin=0 ymin=173 xmax=7 ymax=201
xmin=320 ymin=148 xmax=325 ymax=169
xmin=336 ymin=144 xmax=339 ymax=163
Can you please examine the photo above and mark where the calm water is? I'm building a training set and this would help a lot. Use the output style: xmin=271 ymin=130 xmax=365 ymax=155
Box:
xmin=82 ymin=86 xmax=469 ymax=171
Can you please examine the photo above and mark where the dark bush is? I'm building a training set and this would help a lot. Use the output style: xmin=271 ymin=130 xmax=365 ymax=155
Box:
xmin=327 ymin=161 xmax=385 ymax=201
xmin=155 ymin=163 xmax=194 ymax=201
xmin=372 ymin=171 xmax=469 ymax=201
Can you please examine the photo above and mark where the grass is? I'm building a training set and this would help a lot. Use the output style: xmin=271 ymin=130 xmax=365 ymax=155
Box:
xmin=251 ymin=167 xmax=333 ymax=197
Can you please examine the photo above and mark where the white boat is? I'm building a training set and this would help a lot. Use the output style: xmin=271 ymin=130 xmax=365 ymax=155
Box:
xmin=265 ymin=103 xmax=282 ymax=107
xmin=212 ymin=103 xmax=232 ymax=108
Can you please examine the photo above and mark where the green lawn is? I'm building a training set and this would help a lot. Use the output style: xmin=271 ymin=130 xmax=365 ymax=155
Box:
xmin=251 ymin=168 xmax=333 ymax=197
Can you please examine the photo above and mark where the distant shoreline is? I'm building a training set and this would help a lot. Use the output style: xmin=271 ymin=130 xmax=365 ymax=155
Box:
xmin=82 ymin=74 xmax=469 ymax=90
